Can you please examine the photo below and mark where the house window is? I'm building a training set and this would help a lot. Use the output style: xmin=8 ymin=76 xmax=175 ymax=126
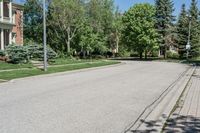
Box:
xmin=3 ymin=2 xmax=9 ymax=18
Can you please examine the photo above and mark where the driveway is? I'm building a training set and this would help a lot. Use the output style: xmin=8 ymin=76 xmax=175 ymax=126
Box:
xmin=0 ymin=61 xmax=188 ymax=133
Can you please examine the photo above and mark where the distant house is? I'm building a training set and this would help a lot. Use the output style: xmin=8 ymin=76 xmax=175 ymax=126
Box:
xmin=0 ymin=0 xmax=23 ymax=50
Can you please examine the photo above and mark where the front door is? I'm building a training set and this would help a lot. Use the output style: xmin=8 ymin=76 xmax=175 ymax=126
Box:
xmin=4 ymin=29 xmax=9 ymax=47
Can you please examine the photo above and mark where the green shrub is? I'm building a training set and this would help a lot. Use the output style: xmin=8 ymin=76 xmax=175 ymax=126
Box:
xmin=150 ymin=50 xmax=159 ymax=57
xmin=26 ymin=44 xmax=57 ymax=60
xmin=117 ymin=45 xmax=130 ymax=57
xmin=166 ymin=51 xmax=179 ymax=59
xmin=92 ymin=55 xmax=105 ymax=59
xmin=115 ymin=53 xmax=121 ymax=57
xmin=6 ymin=45 xmax=29 ymax=64
xmin=0 ymin=50 xmax=6 ymax=57
xmin=130 ymin=52 xmax=139 ymax=57
xmin=5 ymin=44 xmax=57 ymax=64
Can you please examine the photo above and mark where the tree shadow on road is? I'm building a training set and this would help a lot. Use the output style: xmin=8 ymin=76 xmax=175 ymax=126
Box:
xmin=129 ymin=114 xmax=200 ymax=133
xmin=164 ymin=114 xmax=200 ymax=133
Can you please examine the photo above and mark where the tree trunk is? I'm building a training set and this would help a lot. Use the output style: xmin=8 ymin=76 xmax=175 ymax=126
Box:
xmin=67 ymin=40 xmax=70 ymax=53
xmin=116 ymin=35 xmax=119 ymax=53
xmin=139 ymin=52 xmax=143 ymax=59
xmin=87 ymin=51 xmax=90 ymax=56
xmin=163 ymin=46 xmax=166 ymax=59
xmin=67 ymin=27 xmax=71 ymax=54
xmin=145 ymin=50 xmax=147 ymax=59
xmin=83 ymin=51 xmax=86 ymax=59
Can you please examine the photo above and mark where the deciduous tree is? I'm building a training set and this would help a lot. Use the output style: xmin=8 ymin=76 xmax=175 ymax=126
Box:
xmin=122 ymin=4 xmax=159 ymax=59
xmin=48 ymin=0 xmax=84 ymax=53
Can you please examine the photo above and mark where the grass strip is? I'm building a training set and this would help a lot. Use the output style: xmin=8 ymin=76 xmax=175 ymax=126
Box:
xmin=0 ymin=61 xmax=33 ymax=70
xmin=0 ymin=61 xmax=119 ymax=80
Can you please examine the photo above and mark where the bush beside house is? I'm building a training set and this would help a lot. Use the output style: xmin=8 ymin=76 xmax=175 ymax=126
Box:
xmin=0 ymin=50 xmax=7 ymax=61
xmin=0 ymin=44 xmax=57 ymax=64
xmin=27 ymin=44 xmax=57 ymax=60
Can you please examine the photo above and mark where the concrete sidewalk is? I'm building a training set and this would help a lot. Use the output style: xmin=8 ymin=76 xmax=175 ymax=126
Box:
xmin=163 ymin=67 xmax=200 ymax=132
xmin=125 ymin=66 xmax=195 ymax=133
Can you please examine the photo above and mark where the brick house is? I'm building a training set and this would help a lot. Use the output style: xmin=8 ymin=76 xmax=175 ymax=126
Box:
xmin=0 ymin=0 xmax=23 ymax=50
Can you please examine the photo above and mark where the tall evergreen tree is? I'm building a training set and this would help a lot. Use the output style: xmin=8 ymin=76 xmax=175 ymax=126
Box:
xmin=177 ymin=4 xmax=189 ymax=58
xmin=24 ymin=0 xmax=43 ymax=44
xmin=155 ymin=0 xmax=175 ymax=58
xmin=189 ymin=0 xmax=200 ymax=57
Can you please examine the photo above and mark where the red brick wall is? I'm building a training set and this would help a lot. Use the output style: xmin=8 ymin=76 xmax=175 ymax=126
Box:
xmin=12 ymin=9 xmax=23 ymax=45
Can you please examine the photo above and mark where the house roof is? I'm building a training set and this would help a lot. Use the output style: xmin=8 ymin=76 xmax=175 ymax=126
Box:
xmin=12 ymin=2 xmax=24 ymax=10
xmin=3 ymin=0 xmax=24 ymax=9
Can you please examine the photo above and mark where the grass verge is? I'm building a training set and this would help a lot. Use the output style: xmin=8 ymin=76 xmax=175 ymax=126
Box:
xmin=49 ymin=58 xmax=94 ymax=65
xmin=0 ymin=61 xmax=34 ymax=70
xmin=0 ymin=61 xmax=119 ymax=80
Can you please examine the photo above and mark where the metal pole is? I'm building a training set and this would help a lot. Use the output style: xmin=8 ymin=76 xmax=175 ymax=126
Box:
xmin=187 ymin=49 xmax=189 ymax=60
xmin=187 ymin=17 xmax=191 ymax=60
xmin=188 ymin=18 xmax=191 ymax=45
xmin=43 ymin=0 xmax=47 ymax=71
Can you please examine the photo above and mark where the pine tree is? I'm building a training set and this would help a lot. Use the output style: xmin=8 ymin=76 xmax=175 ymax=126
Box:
xmin=155 ymin=0 xmax=175 ymax=58
xmin=24 ymin=0 xmax=43 ymax=43
xmin=177 ymin=4 xmax=189 ymax=58
xmin=189 ymin=0 xmax=200 ymax=57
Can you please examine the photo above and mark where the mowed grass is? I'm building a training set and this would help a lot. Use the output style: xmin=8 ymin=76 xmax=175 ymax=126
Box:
xmin=0 ymin=61 xmax=119 ymax=80
xmin=0 ymin=61 xmax=33 ymax=70
xmin=0 ymin=58 xmax=92 ymax=70
xmin=49 ymin=58 xmax=94 ymax=65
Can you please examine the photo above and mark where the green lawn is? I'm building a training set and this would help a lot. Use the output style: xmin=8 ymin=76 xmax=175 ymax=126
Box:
xmin=0 ymin=60 xmax=119 ymax=80
xmin=49 ymin=58 xmax=95 ymax=65
xmin=188 ymin=58 xmax=200 ymax=65
xmin=0 ymin=61 xmax=34 ymax=70
xmin=0 ymin=58 xmax=102 ymax=70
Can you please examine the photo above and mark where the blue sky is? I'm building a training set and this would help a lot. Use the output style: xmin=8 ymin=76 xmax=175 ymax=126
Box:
xmin=114 ymin=0 xmax=200 ymax=16
xmin=15 ymin=0 xmax=200 ymax=16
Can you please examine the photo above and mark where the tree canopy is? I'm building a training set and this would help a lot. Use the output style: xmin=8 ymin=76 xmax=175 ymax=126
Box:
xmin=122 ymin=3 xmax=159 ymax=59
xmin=23 ymin=0 xmax=200 ymax=59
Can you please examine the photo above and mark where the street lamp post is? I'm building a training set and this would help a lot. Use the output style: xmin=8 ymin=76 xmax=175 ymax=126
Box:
xmin=43 ymin=0 xmax=47 ymax=71
xmin=186 ymin=16 xmax=191 ymax=60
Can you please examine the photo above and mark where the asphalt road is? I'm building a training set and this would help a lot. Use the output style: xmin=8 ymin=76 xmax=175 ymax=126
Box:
xmin=0 ymin=61 xmax=188 ymax=133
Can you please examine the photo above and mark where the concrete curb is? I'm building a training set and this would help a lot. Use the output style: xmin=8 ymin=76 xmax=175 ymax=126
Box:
xmin=7 ymin=62 xmax=124 ymax=83
xmin=124 ymin=66 xmax=195 ymax=133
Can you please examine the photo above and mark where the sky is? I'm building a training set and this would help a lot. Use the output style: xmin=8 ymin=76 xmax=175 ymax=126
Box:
xmin=114 ymin=0 xmax=200 ymax=16
xmin=15 ymin=0 xmax=200 ymax=16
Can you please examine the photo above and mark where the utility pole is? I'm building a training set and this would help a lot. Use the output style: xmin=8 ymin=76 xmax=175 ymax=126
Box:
xmin=186 ymin=16 xmax=191 ymax=60
xmin=43 ymin=0 xmax=47 ymax=71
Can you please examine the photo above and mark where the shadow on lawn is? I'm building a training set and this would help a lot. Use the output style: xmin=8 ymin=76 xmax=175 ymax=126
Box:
xmin=129 ymin=114 xmax=200 ymax=133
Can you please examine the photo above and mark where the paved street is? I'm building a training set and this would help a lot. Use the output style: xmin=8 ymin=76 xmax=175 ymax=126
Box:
xmin=0 ymin=61 xmax=188 ymax=133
